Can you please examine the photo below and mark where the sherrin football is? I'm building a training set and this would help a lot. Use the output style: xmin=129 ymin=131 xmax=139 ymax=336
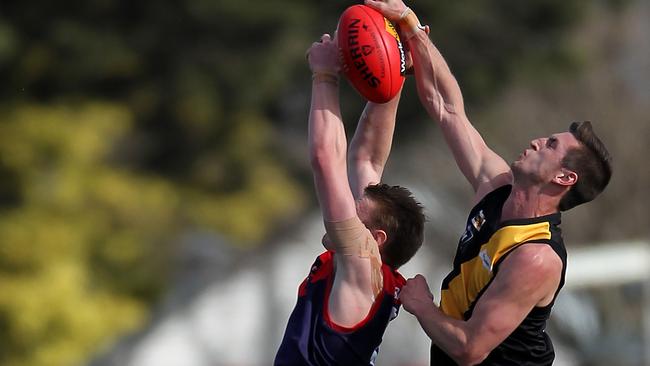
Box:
xmin=337 ymin=5 xmax=406 ymax=103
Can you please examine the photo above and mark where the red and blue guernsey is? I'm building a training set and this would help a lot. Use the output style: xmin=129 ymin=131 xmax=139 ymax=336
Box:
xmin=274 ymin=251 xmax=406 ymax=365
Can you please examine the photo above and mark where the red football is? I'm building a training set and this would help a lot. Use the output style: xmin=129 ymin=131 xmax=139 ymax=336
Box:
xmin=337 ymin=5 xmax=405 ymax=103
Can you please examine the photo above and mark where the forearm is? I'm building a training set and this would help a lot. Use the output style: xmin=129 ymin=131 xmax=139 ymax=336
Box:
xmin=309 ymin=78 xmax=356 ymax=221
xmin=406 ymin=27 xmax=507 ymax=191
xmin=406 ymin=29 xmax=465 ymax=123
xmin=350 ymin=93 xmax=401 ymax=167
xmin=347 ymin=91 xmax=401 ymax=196
xmin=309 ymin=80 xmax=345 ymax=164
xmin=413 ymin=303 xmax=486 ymax=365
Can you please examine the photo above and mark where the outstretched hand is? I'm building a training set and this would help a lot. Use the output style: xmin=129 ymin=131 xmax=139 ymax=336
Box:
xmin=365 ymin=0 xmax=408 ymax=22
xmin=400 ymin=274 xmax=435 ymax=315
xmin=306 ymin=33 xmax=340 ymax=76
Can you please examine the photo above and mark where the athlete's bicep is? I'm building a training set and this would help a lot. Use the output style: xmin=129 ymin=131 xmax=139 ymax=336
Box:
xmin=464 ymin=245 xmax=562 ymax=360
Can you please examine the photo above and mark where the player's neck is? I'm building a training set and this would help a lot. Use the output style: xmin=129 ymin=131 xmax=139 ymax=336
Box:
xmin=501 ymin=183 xmax=559 ymax=221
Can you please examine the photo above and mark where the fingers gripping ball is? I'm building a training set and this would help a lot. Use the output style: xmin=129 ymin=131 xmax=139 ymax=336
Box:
xmin=337 ymin=5 xmax=406 ymax=103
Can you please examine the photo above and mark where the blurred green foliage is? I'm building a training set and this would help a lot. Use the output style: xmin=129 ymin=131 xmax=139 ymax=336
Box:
xmin=0 ymin=0 xmax=615 ymax=364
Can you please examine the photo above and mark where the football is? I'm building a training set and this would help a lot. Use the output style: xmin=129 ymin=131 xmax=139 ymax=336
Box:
xmin=337 ymin=5 xmax=406 ymax=103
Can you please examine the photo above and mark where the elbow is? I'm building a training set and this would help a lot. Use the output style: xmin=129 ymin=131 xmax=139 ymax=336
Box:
xmin=310 ymin=146 xmax=343 ymax=174
xmin=310 ymin=132 xmax=347 ymax=172
xmin=309 ymin=147 xmax=329 ymax=172
xmin=447 ymin=338 xmax=489 ymax=366
xmin=419 ymin=90 xmax=465 ymax=122
xmin=421 ymin=94 xmax=458 ymax=123
xmin=421 ymin=93 xmax=442 ymax=120
xmin=454 ymin=350 xmax=489 ymax=366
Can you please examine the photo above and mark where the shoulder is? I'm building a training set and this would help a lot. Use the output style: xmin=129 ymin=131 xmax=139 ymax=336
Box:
xmin=498 ymin=243 xmax=562 ymax=294
xmin=490 ymin=243 xmax=562 ymax=306
xmin=505 ymin=244 xmax=562 ymax=275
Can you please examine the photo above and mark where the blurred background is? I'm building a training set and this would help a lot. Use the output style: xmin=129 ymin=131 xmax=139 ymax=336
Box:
xmin=0 ymin=0 xmax=648 ymax=365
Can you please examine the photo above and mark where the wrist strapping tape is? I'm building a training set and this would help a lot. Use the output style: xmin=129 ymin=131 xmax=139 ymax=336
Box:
xmin=398 ymin=7 xmax=426 ymax=39
xmin=312 ymin=72 xmax=339 ymax=85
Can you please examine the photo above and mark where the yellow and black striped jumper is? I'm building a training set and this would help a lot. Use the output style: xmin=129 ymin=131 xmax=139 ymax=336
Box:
xmin=431 ymin=185 xmax=567 ymax=365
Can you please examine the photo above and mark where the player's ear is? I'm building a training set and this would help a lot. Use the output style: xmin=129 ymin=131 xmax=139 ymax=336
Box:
xmin=553 ymin=169 xmax=578 ymax=186
xmin=372 ymin=229 xmax=388 ymax=247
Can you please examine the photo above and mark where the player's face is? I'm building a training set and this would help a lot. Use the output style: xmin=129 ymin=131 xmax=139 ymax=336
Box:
xmin=512 ymin=132 xmax=581 ymax=183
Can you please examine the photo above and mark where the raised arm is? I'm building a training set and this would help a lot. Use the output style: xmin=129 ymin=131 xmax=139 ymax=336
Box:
xmin=307 ymin=34 xmax=357 ymax=222
xmin=366 ymin=0 xmax=512 ymax=199
xmin=347 ymin=90 xmax=402 ymax=198
xmin=307 ymin=34 xmax=381 ymax=327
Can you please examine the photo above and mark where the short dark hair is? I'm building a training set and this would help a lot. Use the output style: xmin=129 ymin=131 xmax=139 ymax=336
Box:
xmin=364 ymin=183 xmax=425 ymax=269
xmin=559 ymin=121 xmax=612 ymax=211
